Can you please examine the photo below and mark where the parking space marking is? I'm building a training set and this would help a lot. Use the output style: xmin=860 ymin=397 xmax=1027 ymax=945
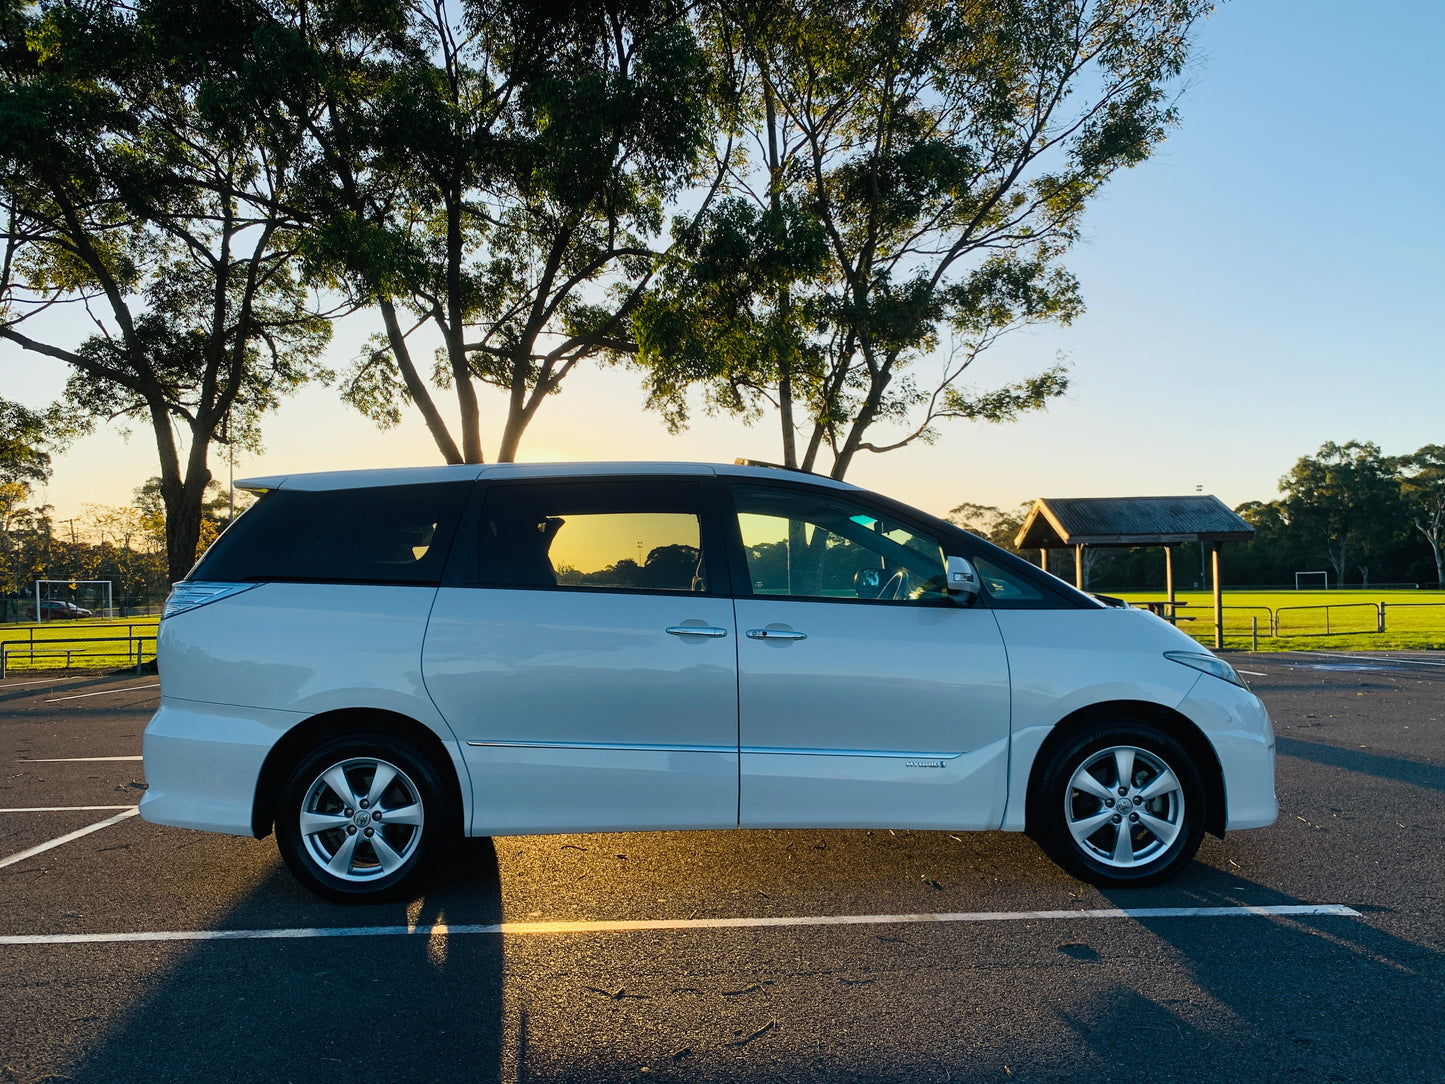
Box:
xmin=1302 ymin=651 xmax=1445 ymax=669
xmin=20 ymin=756 xmax=143 ymax=762
xmin=43 ymin=683 xmax=159 ymax=703
xmin=0 ymin=808 xmax=140 ymax=870
xmin=0 ymin=904 xmax=1361 ymax=946
xmin=0 ymin=805 xmax=137 ymax=813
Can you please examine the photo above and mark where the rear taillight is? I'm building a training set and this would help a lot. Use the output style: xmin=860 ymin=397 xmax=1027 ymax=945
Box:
xmin=162 ymin=582 xmax=259 ymax=619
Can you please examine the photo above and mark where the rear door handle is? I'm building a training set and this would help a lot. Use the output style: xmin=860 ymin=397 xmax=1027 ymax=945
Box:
xmin=746 ymin=628 xmax=807 ymax=641
xmin=666 ymin=625 xmax=729 ymax=638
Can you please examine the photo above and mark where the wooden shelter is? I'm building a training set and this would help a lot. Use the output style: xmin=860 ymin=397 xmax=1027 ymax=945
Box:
xmin=1015 ymin=495 xmax=1255 ymax=648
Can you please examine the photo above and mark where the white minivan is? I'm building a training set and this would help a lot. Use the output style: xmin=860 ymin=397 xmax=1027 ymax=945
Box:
xmin=141 ymin=462 xmax=1276 ymax=901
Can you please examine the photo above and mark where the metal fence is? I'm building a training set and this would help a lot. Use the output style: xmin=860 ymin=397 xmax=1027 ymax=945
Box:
xmin=1274 ymin=603 xmax=1382 ymax=637
xmin=0 ymin=623 xmax=157 ymax=676
xmin=1172 ymin=600 xmax=1445 ymax=647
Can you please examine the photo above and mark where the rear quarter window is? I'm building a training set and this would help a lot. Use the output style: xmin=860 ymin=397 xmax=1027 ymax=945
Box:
xmin=191 ymin=482 xmax=473 ymax=586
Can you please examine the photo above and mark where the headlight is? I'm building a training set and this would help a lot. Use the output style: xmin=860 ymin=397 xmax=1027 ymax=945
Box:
xmin=1164 ymin=651 xmax=1247 ymax=689
xmin=162 ymin=582 xmax=258 ymax=619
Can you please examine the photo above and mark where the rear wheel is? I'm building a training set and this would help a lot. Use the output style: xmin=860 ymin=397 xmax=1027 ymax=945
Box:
xmin=276 ymin=734 xmax=450 ymax=902
xmin=1030 ymin=722 xmax=1205 ymax=888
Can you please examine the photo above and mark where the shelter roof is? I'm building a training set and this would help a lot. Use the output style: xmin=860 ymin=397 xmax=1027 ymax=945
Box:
xmin=1015 ymin=495 xmax=1255 ymax=549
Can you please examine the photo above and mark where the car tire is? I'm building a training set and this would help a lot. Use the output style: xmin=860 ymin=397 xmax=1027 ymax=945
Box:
xmin=1030 ymin=721 xmax=1205 ymax=888
xmin=275 ymin=733 xmax=451 ymax=903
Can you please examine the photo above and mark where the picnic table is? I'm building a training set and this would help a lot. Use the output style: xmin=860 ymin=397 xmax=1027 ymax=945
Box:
xmin=1134 ymin=600 xmax=1194 ymax=623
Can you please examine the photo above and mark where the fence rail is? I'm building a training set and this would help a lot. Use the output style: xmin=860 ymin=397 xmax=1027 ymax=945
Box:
xmin=1274 ymin=603 xmax=1382 ymax=637
xmin=1138 ymin=599 xmax=1445 ymax=647
xmin=0 ymin=631 xmax=156 ymax=677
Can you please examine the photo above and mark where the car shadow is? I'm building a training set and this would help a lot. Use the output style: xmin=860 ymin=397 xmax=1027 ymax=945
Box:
xmin=59 ymin=836 xmax=507 ymax=1084
xmin=1275 ymin=735 xmax=1444 ymax=792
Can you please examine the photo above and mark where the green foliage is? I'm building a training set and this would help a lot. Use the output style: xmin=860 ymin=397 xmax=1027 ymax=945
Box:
xmin=1278 ymin=441 xmax=1408 ymax=589
xmin=946 ymin=500 xmax=1030 ymax=553
xmin=297 ymin=0 xmax=721 ymax=463
xmin=631 ymin=0 xmax=1205 ymax=476
xmin=1 ymin=0 xmax=333 ymax=579
xmin=1399 ymin=445 xmax=1445 ymax=587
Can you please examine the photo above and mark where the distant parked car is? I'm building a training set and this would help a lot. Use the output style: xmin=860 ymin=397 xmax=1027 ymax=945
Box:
xmin=22 ymin=600 xmax=92 ymax=620
xmin=141 ymin=461 xmax=1278 ymax=902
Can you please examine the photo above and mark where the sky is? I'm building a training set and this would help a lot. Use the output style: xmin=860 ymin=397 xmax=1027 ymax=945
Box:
xmin=3 ymin=0 xmax=1442 ymax=529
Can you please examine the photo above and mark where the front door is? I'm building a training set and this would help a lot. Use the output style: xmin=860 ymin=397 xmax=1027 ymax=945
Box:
xmin=422 ymin=479 xmax=739 ymax=835
xmin=729 ymin=483 xmax=1011 ymax=829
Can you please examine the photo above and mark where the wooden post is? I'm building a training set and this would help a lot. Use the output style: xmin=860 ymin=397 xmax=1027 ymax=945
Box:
xmin=1211 ymin=542 xmax=1223 ymax=649
xmin=1164 ymin=545 xmax=1174 ymax=604
xmin=1075 ymin=545 xmax=1085 ymax=590
xmin=1039 ymin=548 xmax=1048 ymax=571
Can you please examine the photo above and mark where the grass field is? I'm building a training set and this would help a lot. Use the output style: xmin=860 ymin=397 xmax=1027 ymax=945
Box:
xmin=0 ymin=616 xmax=159 ymax=674
xmin=1115 ymin=589 xmax=1445 ymax=652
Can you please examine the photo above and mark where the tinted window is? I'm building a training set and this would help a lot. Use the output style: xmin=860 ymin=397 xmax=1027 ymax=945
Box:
xmin=733 ymin=484 xmax=947 ymax=602
xmin=478 ymin=482 xmax=709 ymax=593
xmin=972 ymin=555 xmax=1049 ymax=605
xmin=192 ymin=482 xmax=473 ymax=585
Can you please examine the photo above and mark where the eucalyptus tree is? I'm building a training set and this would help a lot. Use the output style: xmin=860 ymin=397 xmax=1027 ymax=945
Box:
xmin=303 ymin=0 xmax=722 ymax=464
xmin=634 ymin=0 xmax=1212 ymax=478
xmin=1278 ymin=441 xmax=1404 ymax=589
xmin=0 ymin=0 xmax=331 ymax=581
xmin=1400 ymin=445 xmax=1445 ymax=588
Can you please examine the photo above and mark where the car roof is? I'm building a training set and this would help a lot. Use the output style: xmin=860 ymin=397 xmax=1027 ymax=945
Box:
xmin=234 ymin=461 xmax=863 ymax=494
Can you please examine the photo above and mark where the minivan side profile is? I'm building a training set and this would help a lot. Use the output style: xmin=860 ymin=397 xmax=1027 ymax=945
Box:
xmin=140 ymin=462 xmax=1277 ymax=901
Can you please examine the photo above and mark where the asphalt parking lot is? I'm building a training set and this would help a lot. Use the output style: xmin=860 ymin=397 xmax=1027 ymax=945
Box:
xmin=1 ymin=652 xmax=1442 ymax=1084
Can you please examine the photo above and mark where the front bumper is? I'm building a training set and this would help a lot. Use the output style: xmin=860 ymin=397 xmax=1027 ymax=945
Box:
xmin=1177 ymin=675 xmax=1278 ymax=831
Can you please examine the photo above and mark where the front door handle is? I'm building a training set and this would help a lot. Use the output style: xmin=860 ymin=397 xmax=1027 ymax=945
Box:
xmin=666 ymin=625 xmax=729 ymax=638
xmin=746 ymin=628 xmax=807 ymax=641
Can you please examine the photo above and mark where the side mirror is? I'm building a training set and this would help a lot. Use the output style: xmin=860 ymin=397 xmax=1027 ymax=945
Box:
xmin=944 ymin=555 xmax=980 ymax=598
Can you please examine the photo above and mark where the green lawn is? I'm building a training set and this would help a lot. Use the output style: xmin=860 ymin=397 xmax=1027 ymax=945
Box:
xmin=0 ymin=616 xmax=159 ymax=673
xmin=1114 ymin=589 xmax=1445 ymax=652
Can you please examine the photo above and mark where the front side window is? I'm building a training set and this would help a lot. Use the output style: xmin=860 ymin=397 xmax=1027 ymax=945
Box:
xmin=478 ymin=482 xmax=708 ymax=593
xmin=732 ymin=484 xmax=947 ymax=603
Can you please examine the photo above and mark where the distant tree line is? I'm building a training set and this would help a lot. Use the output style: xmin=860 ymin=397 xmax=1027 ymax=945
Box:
xmin=2 ymin=0 xmax=1215 ymax=581
xmin=950 ymin=441 xmax=1445 ymax=590
xmin=0 ymin=401 xmax=249 ymax=614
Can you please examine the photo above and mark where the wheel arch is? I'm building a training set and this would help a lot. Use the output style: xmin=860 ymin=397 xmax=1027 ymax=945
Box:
xmin=1023 ymin=699 xmax=1227 ymax=839
xmin=251 ymin=708 xmax=465 ymax=840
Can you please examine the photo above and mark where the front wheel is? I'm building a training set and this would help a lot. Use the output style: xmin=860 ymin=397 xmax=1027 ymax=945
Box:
xmin=276 ymin=734 xmax=450 ymax=902
xmin=1030 ymin=723 xmax=1205 ymax=888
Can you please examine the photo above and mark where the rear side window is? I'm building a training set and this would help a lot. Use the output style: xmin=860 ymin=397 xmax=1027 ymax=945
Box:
xmin=191 ymin=482 xmax=473 ymax=586
xmin=477 ymin=481 xmax=709 ymax=593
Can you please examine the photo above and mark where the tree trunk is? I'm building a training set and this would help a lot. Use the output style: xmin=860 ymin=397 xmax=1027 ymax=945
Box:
xmin=379 ymin=299 xmax=464 ymax=464
xmin=148 ymin=402 xmax=213 ymax=583
xmin=445 ymin=191 xmax=483 ymax=463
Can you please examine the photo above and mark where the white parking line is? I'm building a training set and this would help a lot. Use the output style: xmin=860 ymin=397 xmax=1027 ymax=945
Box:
xmin=1237 ymin=670 xmax=1267 ymax=676
xmin=0 ymin=806 xmax=137 ymax=813
xmin=0 ymin=904 xmax=1361 ymax=946
xmin=0 ymin=808 xmax=140 ymax=871
xmin=1303 ymin=651 xmax=1445 ymax=669
xmin=44 ymin=683 xmax=159 ymax=703
xmin=20 ymin=756 xmax=143 ymax=762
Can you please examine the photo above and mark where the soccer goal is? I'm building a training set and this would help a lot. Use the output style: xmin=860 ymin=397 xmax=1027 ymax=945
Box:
xmin=1294 ymin=570 xmax=1329 ymax=591
xmin=33 ymin=580 xmax=114 ymax=621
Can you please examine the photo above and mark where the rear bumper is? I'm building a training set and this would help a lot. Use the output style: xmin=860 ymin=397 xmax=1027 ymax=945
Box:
xmin=140 ymin=697 xmax=304 ymax=837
